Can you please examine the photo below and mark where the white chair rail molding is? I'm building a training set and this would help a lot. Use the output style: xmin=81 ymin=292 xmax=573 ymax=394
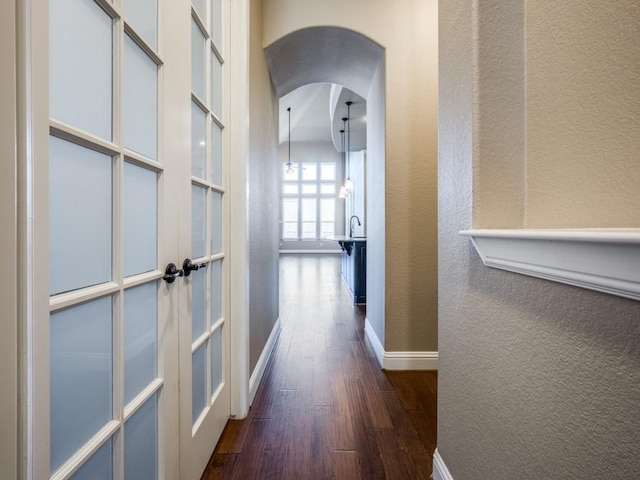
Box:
xmin=460 ymin=229 xmax=640 ymax=301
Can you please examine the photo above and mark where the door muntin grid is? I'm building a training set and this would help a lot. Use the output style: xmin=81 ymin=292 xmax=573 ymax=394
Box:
xmin=48 ymin=0 xmax=163 ymax=477
xmin=189 ymin=0 xmax=227 ymax=432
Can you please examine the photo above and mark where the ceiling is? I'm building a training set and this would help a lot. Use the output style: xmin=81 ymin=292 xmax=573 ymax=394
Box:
xmin=265 ymin=26 xmax=384 ymax=99
xmin=278 ymin=83 xmax=333 ymax=145
xmin=267 ymin=25 xmax=382 ymax=153
xmin=279 ymin=83 xmax=367 ymax=151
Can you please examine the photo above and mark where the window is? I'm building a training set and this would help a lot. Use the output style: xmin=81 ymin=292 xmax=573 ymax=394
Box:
xmin=281 ymin=161 xmax=337 ymax=240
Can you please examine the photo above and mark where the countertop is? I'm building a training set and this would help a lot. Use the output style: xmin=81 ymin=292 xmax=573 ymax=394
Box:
xmin=328 ymin=235 xmax=367 ymax=243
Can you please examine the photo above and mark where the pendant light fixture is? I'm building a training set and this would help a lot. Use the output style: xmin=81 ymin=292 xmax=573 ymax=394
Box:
xmin=285 ymin=106 xmax=294 ymax=175
xmin=344 ymin=101 xmax=354 ymax=191
xmin=338 ymin=127 xmax=347 ymax=198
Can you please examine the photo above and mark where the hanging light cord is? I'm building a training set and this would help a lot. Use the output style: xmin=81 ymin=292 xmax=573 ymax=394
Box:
xmin=345 ymin=102 xmax=354 ymax=191
xmin=342 ymin=117 xmax=348 ymax=178
xmin=346 ymin=102 xmax=352 ymax=157
xmin=286 ymin=107 xmax=294 ymax=174
xmin=338 ymin=127 xmax=347 ymax=199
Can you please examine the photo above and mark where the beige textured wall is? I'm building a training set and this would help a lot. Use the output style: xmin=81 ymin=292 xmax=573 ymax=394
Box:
xmin=263 ymin=0 xmax=439 ymax=352
xmin=525 ymin=1 xmax=640 ymax=228
xmin=0 ymin=1 xmax=17 ymax=477
xmin=249 ymin=0 xmax=280 ymax=374
xmin=473 ymin=0 xmax=525 ymax=229
xmin=439 ymin=1 xmax=640 ymax=478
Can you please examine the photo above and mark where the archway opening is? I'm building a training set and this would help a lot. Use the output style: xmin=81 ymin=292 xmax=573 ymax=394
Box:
xmin=264 ymin=26 xmax=385 ymax=317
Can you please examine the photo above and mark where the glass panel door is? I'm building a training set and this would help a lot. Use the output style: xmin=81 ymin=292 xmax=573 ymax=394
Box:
xmin=47 ymin=0 xmax=175 ymax=478
xmin=180 ymin=0 xmax=231 ymax=478
xmin=36 ymin=0 xmax=232 ymax=478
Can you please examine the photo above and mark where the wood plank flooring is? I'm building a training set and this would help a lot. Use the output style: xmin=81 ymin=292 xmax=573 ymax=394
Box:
xmin=202 ymin=254 xmax=437 ymax=479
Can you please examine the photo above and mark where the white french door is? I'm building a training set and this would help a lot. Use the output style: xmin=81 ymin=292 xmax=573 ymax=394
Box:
xmin=179 ymin=0 xmax=231 ymax=478
xmin=46 ymin=0 xmax=180 ymax=478
xmin=25 ymin=0 xmax=233 ymax=478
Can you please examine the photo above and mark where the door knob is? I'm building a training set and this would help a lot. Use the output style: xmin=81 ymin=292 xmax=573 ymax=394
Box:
xmin=183 ymin=258 xmax=207 ymax=277
xmin=163 ymin=263 xmax=184 ymax=283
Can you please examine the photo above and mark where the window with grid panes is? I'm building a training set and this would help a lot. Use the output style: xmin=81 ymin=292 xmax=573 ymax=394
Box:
xmin=281 ymin=162 xmax=337 ymax=240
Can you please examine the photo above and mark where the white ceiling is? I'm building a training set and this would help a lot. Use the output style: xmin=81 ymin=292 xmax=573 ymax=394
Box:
xmin=268 ymin=26 xmax=380 ymax=153
xmin=330 ymin=87 xmax=366 ymax=152
xmin=265 ymin=26 xmax=384 ymax=98
xmin=279 ymin=83 xmax=367 ymax=151
xmin=278 ymin=83 xmax=334 ymax=145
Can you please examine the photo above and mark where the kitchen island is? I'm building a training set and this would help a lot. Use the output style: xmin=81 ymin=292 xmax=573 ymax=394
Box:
xmin=330 ymin=236 xmax=366 ymax=304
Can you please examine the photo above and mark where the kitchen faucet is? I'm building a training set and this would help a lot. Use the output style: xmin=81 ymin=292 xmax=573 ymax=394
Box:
xmin=349 ymin=215 xmax=361 ymax=238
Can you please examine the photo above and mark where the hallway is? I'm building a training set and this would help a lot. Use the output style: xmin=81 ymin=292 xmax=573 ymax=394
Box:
xmin=202 ymin=254 xmax=437 ymax=479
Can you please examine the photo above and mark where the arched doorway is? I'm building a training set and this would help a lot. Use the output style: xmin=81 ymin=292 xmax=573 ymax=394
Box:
xmin=264 ymin=26 xmax=387 ymax=352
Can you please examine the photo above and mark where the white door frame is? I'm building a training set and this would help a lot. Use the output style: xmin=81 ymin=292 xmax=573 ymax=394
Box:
xmin=1 ymin=1 xmax=18 ymax=478
xmin=16 ymin=0 xmax=51 ymax=477
xmin=228 ymin=0 xmax=250 ymax=420
xmin=14 ymin=0 xmax=252 ymax=477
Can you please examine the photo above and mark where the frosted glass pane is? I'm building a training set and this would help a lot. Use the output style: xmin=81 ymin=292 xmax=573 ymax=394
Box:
xmin=321 ymin=163 xmax=336 ymax=180
xmin=302 ymin=222 xmax=316 ymax=239
xmin=192 ymin=0 xmax=206 ymax=22
xmin=192 ymin=344 xmax=206 ymax=426
xmin=211 ymin=52 xmax=222 ymax=118
xmin=124 ymin=394 xmax=158 ymax=480
xmin=211 ymin=123 xmax=223 ymax=185
xmin=124 ymin=283 xmax=157 ymax=404
xmin=124 ymin=35 xmax=158 ymax=160
xmin=283 ymin=223 xmax=298 ymax=239
xmin=50 ymin=0 xmax=112 ymax=140
xmin=302 ymin=184 xmax=317 ymax=194
xmin=211 ymin=260 xmax=222 ymax=323
xmin=51 ymin=297 xmax=112 ymax=472
xmin=192 ymin=102 xmax=206 ymax=178
xmin=301 ymin=198 xmax=316 ymax=222
xmin=321 ymin=222 xmax=334 ymax=238
xmin=124 ymin=163 xmax=157 ymax=277
xmin=191 ymin=19 xmax=205 ymax=100
xmin=50 ymin=136 xmax=112 ymax=296
xmin=191 ymin=269 xmax=206 ymax=341
xmin=302 ymin=163 xmax=317 ymax=180
xmin=320 ymin=184 xmax=335 ymax=194
xmin=211 ymin=325 xmax=223 ymax=397
xmin=70 ymin=439 xmax=112 ymax=480
xmin=124 ymin=0 xmax=157 ymax=50
xmin=211 ymin=192 xmax=222 ymax=254
xmin=321 ymin=198 xmax=335 ymax=222
xmin=211 ymin=0 xmax=223 ymax=48
xmin=192 ymin=185 xmax=206 ymax=258
xmin=283 ymin=184 xmax=298 ymax=194
xmin=282 ymin=198 xmax=298 ymax=222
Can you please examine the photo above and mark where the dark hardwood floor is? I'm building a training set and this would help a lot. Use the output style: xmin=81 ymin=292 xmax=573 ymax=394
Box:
xmin=202 ymin=254 xmax=437 ymax=479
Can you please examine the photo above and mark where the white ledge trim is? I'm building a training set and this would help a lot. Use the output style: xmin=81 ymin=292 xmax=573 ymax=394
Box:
xmin=460 ymin=229 xmax=640 ymax=301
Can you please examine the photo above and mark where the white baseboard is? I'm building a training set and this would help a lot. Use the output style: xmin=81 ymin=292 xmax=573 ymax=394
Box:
xmin=384 ymin=350 xmax=438 ymax=370
xmin=364 ymin=317 xmax=385 ymax=367
xmin=433 ymin=449 xmax=454 ymax=480
xmin=279 ymin=250 xmax=341 ymax=254
xmin=364 ymin=318 xmax=438 ymax=370
xmin=248 ymin=318 xmax=281 ymax=405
